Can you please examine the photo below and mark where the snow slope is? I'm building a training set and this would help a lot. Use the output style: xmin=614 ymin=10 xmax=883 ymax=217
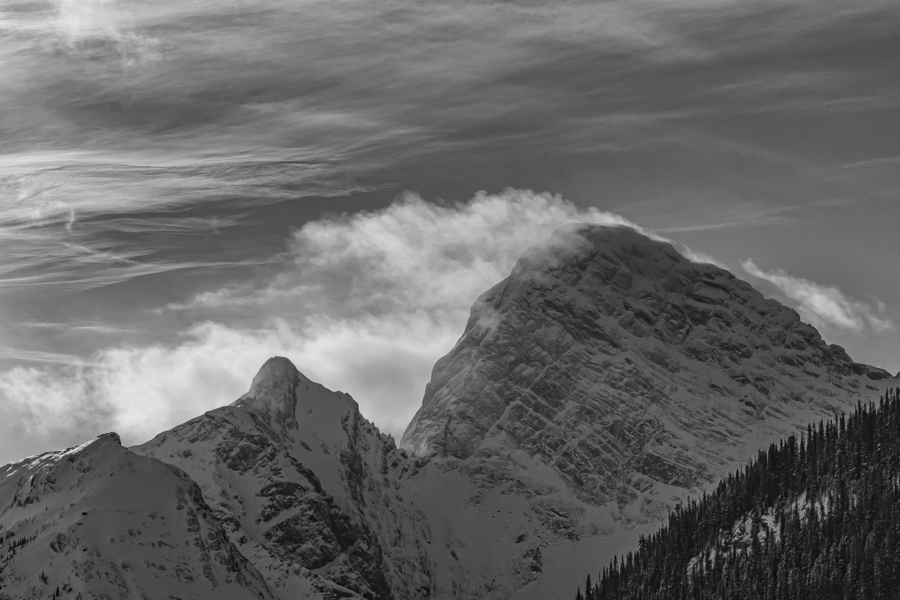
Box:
xmin=0 ymin=433 xmax=276 ymax=600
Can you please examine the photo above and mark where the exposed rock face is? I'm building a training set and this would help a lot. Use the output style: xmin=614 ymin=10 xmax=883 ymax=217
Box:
xmin=0 ymin=434 xmax=275 ymax=600
xmin=402 ymin=224 xmax=894 ymax=524
xmin=134 ymin=357 xmax=434 ymax=600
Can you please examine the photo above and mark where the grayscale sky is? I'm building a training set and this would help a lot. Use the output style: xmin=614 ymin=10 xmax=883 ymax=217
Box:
xmin=0 ymin=0 xmax=898 ymax=464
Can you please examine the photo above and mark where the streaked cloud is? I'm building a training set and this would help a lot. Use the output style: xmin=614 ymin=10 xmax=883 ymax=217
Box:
xmin=2 ymin=0 xmax=895 ymax=175
xmin=0 ymin=152 xmax=349 ymax=230
xmin=654 ymin=199 xmax=855 ymax=234
xmin=0 ymin=347 xmax=84 ymax=366
xmin=742 ymin=259 xmax=894 ymax=334
xmin=0 ymin=182 xmax=273 ymax=292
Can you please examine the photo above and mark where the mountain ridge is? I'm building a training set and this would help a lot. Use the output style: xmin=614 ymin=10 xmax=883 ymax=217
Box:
xmin=133 ymin=357 xmax=433 ymax=600
xmin=0 ymin=432 xmax=277 ymax=600
xmin=2 ymin=223 xmax=896 ymax=600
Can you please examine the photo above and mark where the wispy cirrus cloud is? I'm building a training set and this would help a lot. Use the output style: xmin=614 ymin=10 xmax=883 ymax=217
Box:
xmin=742 ymin=259 xmax=894 ymax=334
xmin=653 ymin=198 xmax=856 ymax=234
xmin=1 ymin=0 xmax=895 ymax=305
xmin=0 ymin=169 xmax=283 ymax=293
xmin=0 ymin=0 xmax=898 ymax=466
xmin=0 ymin=152 xmax=350 ymax=230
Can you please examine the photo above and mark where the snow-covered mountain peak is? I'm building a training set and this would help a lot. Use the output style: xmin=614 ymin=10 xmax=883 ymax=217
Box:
xmin=403 ymin=223 xmax=893 ymax=461
xmin=231 ymin=356 xmax=321 ymax=428
xmin=248 ymin=356 xmax=305 ymax=392
xmin=402 ymin=222 xmax=894 ymax=519
xmin=385 ymin=222 xmax=898 ymax=598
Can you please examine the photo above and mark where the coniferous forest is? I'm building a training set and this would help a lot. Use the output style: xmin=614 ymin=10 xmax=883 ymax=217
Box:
xmin=577 ymin=388 xmax=900 ymax=600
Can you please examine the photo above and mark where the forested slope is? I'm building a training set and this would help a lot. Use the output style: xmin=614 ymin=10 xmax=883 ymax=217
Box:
xmin=578 ymin=387 xmax=900 ymax=600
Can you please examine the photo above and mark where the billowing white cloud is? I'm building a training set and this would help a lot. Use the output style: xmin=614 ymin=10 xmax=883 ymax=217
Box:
xmin=284 ymin=189 xmax=647 ymax=314
xmin=175 ymin=188 xmax=717 ymax=313
xmin=742 ymin=259 xmax=894 ymax=334
xmin=0 ymin=189 xmax=698 ymax=462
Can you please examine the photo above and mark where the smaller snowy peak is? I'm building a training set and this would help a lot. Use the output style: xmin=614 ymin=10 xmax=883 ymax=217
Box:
xmin=228 ymin=356 xmax=364 ymax=438
xmin=245 ymin=356 xmax=306 ymax=398
xmin=232 ymin=356 xmax=310 ymax=427
xmin=134 ymin=359 xmax=429 ymax=600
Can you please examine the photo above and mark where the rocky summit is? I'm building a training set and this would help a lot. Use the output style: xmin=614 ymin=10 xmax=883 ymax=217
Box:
xmin=1 ymin=224 xmax=896 ymax=600
xmin=404 ymin=224 xmax=891 ymax=515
